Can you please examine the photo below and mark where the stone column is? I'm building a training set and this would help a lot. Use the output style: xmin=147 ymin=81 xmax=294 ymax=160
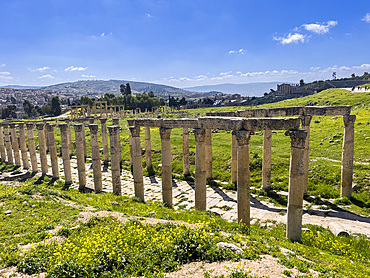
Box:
xmin=0 ymin=124 xmax=6 ymax=162
xmin=3 ymin=124 xmax=13 ymax=164
xmin=88 ymin=117 xmax=94 ymax=124
xmin=43 ymin=120 xmax=49 ymax=152
xmin=46 ymin=124 xmax=59 ymax=179
xmin=73 ymin=124 xmax=86 ymax=192
xmin=108 ymin=125 xmax=122 ymax=195
xmin=26 ymin=123 xmax=38 ymax=173
xmin=129 ymin=129 xmax=133 ymax=167
xmin=231 ymin=133 xmax=237 ymax=184
xmin=100 ymin=118 xmax=109 ymax=165
xmin=194 ymin=128 xmax=207 ymax=211
xmin=160 ymin=127 xmax=172 ymax=207
xmin=300 ymin=115 xmax=312 ymax=194
xmin=105 ymin=104 xmax=108 ymax=118
xmin=18 ymin=123 xmax=29 ymax=169
xmin=235 ymin=130 xmax=252 ymax=227
xmin=76 ymin=119 xmax=87 ymax=160
xmin=59 ymin=124 xmax=72 ymax=186
xmin=129 ymin=126 xmax=144 ymax=200
xmin=182 ymin=128 xmax=190 ymax=176
xmin=87 ymin=105 xmax=91 ymax=116
xmin=205 ymin=129 xmax=212 ymax=180
xmin=89 ymin=124 xmax=102 ymax=193
xmin=145 ymin=126 xmax=152 ymax=169
xmin=36 ymin=123 xmax=48 ymax=175
xmin=341 ymin=115 xmax=356 ymax=198
xmin=262 ymin=129 xmax=272 ymax=190
xmin=285 ymin=129 xmax=307 ymax=242
xmin=93 ymin=104 xmax=97 ymax=115
xmin=112 ymin=118 xmax=121 ymax=164
xmin=64 ymin=119 xmax=73 ymax=157
xmin=9 ymin=123 xmax=21 ymax=167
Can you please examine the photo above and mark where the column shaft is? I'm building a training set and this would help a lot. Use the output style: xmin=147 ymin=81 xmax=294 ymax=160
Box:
xmin=160 ymin=127 xmax=172 ymax=207
xmin=36 ymin=123 xmax=48 ymax=175
xmin=130 ymin=126 xmax=144 ymax=201
xmin=194 ymin=128 xmax=207 ymax=211
xmin=231 ymin=133 xmax=237 ymax=184
xmin=205 ymin=129 xmax=212 ymax=179
xmin=3 ymin=125 xmax=13 ymax=164
xmin=341 ymin=115 xmax=356 ymax=198
xmin=26 ymin=123 xmax=38 ymax=173
xmin=59 ymin=124 xmax=72 ymax=186
xmin=235 ymin=130 xmax=252 ymax=227
xmin=300 ymin=116 xmax=312 ymax=194
xmin=100 ymin=118 xmax=109 ymax=164
xmin=108 ymin=126 xmax=122 ymax=195
xmin=18 ymin=123 xmax=29 ymax=169
xmin=286 ymin=130 xmax=307 ymax=242
xmin=182 ymin=128 xmax=190 ymax=176
xmin=46 ymin=124 xmax=59 ymax=179
xmin=89 ymin=124 xmax=102 ymax=193
xmin=9 ymin=124 xmax=21 ymax=167
xmin=0 ymin=125 xmax=6 ymax=162
xmin=262 ymin=129 xmax=272 ymax=190
xmin=145 ymin=126 xmax=152 ymax=169
xmin=74 ymin=124 xmax=86 ymax=191
xmin=64 ymin=119 xmax=73 ymax=157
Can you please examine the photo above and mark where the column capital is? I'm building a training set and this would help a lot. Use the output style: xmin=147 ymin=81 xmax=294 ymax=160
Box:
xmin=88 ymin=124 xmax=99 ymax=133
xmin=343 ymin=115 xmax=356 ymax=126
xmin=26 ymin=122 xmax=34 ymax=129
xmin=18 ymin=123 xmax=25 ymax=129
xmin=58 ymin=123 xmax=68 ymax=131
xmin=100 ymin=118 xmax=107 ymax=124
xmin=1 ymin=122 xmax=8 ymax=128
xmin=112 ymin=118 xmax=119 ymax=125
xmin=36 ymin=122 xmax=45 ymax=130
xmin=73 ymin=123 xmax=83 ymax=132
xmin=45 ymin=124 xmax=55 ymax=132
xmin=108 ymin=125 xmax=120 ymax=135
xmin=233 ymin=129 xmax=252 ymax=146
xmin=9 ymin=123 xmax=16 ymax=128
xmin=193 ymin=128 xmax=206 ymax=142
xmin=299 ymin=115 xmax=312 ymax=127
xmin=160 ymin=127 xmax=172 ymax=140
xmin=63 ymin=118 xmax=70 ymax=124
xmin=285 ymin=129 xmax=307 ymax=149
xmin=129 ymin=126 xmax=141 ymax=137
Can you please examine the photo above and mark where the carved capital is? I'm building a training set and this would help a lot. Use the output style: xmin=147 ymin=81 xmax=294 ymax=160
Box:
xmin=343 ymin=115 xmax=356 ymax=127
xmin=58 ymin=123 xmax=68 ymax=131
xmin=108 ymin=125 xmax=120 ymax=136
xmin=73 ymin=124 xmax=83 ymax=132
xmin=88 ymin=124 xmax=99 ymax=133
xmin=8 ymin=123 xmax=16 ymax=128
xmin=1 ymin=123 xmax=8 ymax=128
xmin=63 ymin=118 xmax=70 ymax=124
xmin=160 ymin=127 xmax=172 ymax=140
xmin=299 ymin=115 xmax=312 ymax=127
xmin=129 ymin=126 xmax=141 ymax=137
xmin=100 ymin=118 xmax=107 ymax=124
xmin=45 ymin=124 xmax=55 ymax=132
xmin=36 ymin=123 xmax=45 ymax=130
xmin=18 ymin=123 xmax=24 ymax=129
xmin=112 ymin=118 xmax=119 ymax=125
xmin=234 ymin=130 xmax=252 ymax=146
xmin=26 ymin=122 xmax=34 ymax=130
xmin=193 ymin=128 xmax=206 ymax=142
xmin=285 ymin=129 xmax=307 ymax=149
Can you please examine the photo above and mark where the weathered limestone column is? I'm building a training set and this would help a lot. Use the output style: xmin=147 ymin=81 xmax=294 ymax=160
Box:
xmin=235 ymin=130 xmax=252 ymax=227
xmin=3 ymin=124 xmax=13 ymax=164
xmin=285 ymin=129 xmax=307 ymax=242
xmin=105 ymin=105 xmax=108 ymax=118
xmin=0 ymin=124 xmax=6 ymax=162
xmin=100 ymin=118 xmax=109 ymax=165
xmin=43 ymin=120 xmax=49 ymax=152
xmin=88 ymin=117 xmax=94 ymax=124
xmin=129 ymin=129 xmax=133 ymax=167
xmin=36 ymin=123 xmax=48 ymax=175
xmin=194 ymin=128 xmax=207 ymax=211
xmin=26 ymin=123 xmax=38 ymax=173
xmin=130 ymin=126 xmax=144 ymax=201
xmin=341 ymin=115 xmax=356 ymax=198
xmin=64 ymin=119 xmax=73 ymax=157
xmin=112 ymin=118 xmax=121 ymax=164
xmin=59 ymin=124 xmax=72 ymax=186
xmin=73 ymin=124 xmax=86 ymax=192
xmin=9 ymin=124 xmax=21 ymax=167
xmin=87 ymin=106 xmax=91 ymax=116
xmin=46 ymin=124 xmax=59 ymax=179
xmin=205 ymin=129 xmax=212 ymax=180
xmin=93 ymin=104 xmax=97 ymax=115
xmin=160 ymin=127 xmax=172 ymax=207
xmin=108 ymin=125 xmax=122 ymax=195
xmin=300 ymin=115 xmax=312 ymax=194
xmin=18 ymin=123 xmax=29 ymax=169
xmin=145 ymin=126 xmax=152 ymax=169
xmin=231 ymin=133 xmax=237 ymax=184
xmin=182 ymin=128 xmax=190 ymax=176
xmin=89 ymin=124 xmax=102 ymax=193
xmin=262 ymin=129 xmax=272 ymax=190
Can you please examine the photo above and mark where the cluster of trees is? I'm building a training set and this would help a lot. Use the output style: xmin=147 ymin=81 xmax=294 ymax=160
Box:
xmin=168 ymin=96 xmax=187 ymax=108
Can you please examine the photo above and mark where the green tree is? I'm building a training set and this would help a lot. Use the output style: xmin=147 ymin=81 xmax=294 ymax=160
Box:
xmin=120 ymin=84 xmax=126 ymax=95
xmin=125 ymin=83 xmax=132 ymax=95
xmin=299 ymin=79 xmax=305 ymax=87
xmin=51 ymin=96 xmax=62 ymax=116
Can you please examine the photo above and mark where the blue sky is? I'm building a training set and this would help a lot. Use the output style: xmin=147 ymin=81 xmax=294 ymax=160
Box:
xmin=0 ymin=0 xmax=369 ymax=88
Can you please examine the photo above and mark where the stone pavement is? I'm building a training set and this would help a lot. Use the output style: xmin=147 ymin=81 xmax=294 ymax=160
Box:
xmin=30 ymin=152 xmax=370 ymax=237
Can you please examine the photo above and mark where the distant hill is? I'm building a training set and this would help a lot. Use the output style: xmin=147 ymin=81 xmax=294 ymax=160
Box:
xmin=41 ymin=80 xmax=210 ymax=99
xmin=2 ymin=85 xmax=41 ymax=89
xmin=184 ymin=82 xmax=282 ymax=97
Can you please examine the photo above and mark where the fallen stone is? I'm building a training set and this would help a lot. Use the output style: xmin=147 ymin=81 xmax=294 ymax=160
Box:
xmin=5 ymin=210 xmax=11 ymax=215
xmin=217 ymin=242 xmax=243 ymax=254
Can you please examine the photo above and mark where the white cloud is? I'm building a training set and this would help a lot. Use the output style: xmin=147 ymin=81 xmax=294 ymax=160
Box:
xmin=0 ymin=71 xmax=10 ymax=75
xmin=310 ymin=66 xmax=321 ymax=71
xmin=303 ymin=21 xmax=337 ymax=34
xmin=38 ymin=74 xmax=54 ymax=79
xmin=273 ymin=33 xmax=307 ymax=44
xmin=352 ymin=63 xmax=370 ymax=70
xmin=65 ymin=66 xmax=88 ymax=71
xmin=228 ymin=48 xmax=246 ymax=54
xmin=1 ymin=64 xmax=5 ymax=67
xmin=146 ymin=13 xmax=152 ymax=18
xmin=82 ymin=74 xmax=96 ymax=78
xmin=362 ymin=13 xmax=370 ymax=23
xmin=100 ymin=32 xmax=112 ymax=37
xmin=30 ymin=66 xmax=50 ymax=72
